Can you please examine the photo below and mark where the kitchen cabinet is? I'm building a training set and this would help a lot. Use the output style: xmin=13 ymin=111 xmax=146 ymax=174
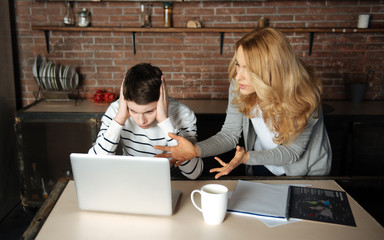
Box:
xmin=323 ymin=101 xmax=384 ymax=176
xmin=0 ymin=0 xmax=19 ymax=221
xmin=15 ymin=100 xmax=106 ymax=207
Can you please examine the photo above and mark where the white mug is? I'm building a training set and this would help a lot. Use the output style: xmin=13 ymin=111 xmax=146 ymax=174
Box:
xmin=191 ymin=184 xmax=228 ymax=225
xmin=358 ymin=15 xmax=370 ymax=28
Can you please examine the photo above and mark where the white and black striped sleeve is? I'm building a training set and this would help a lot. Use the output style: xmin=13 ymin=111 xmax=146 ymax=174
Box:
xmin=167 ymin=99 xmax=204 ymax=179
xmin=88 ymin=101 xmax=122 ymax=155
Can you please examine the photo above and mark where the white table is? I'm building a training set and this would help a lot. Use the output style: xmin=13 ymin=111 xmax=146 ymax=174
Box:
xmin=34 ymin=179 xmax=383 ymax=240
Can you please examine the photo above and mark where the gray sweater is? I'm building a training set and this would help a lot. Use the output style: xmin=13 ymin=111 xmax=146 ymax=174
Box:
xmin=196 ymin=83 xmax=332 ymax=176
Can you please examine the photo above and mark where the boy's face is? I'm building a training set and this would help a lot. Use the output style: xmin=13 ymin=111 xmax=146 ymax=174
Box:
xmin=127 ymin=101 xmax=157 ymax=129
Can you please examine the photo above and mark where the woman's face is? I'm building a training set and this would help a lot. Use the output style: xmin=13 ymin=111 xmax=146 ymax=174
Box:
xmin=235 ymin=46 xmax=255 ymax=95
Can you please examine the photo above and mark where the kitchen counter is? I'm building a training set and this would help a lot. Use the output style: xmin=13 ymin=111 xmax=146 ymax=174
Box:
xmin=21 ymin=99 xmax=384 ymax=116
xmin=322 ymin=100 xmax=384 ymax=116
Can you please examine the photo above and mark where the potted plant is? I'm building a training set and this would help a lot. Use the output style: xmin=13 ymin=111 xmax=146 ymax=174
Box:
xmin=346 ymin=70 xmax=375 ymax=103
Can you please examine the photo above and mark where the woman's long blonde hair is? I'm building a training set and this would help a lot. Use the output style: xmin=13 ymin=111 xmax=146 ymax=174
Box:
xmin=229 ymin=28 xmax=322 ymax=145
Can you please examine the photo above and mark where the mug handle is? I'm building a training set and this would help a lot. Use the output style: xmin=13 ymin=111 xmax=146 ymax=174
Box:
xmin=191 ymin=190 xmax=202 ymax=212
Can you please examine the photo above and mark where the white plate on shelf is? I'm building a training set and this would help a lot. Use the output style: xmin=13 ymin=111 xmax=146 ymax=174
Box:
xmin=44 ymin=62 xmax=52 ymax=89
xmin=47 ymin=62 xmax=53 ymax=89
xmin=66 ymin=65 xmax=75 ymax=89
xmin=73 ymin=72 xmax=79 ymax=89
xmin=51 ymin=63 xmax=58 ymax=90
xmin=55 ymin=64 xmax=61 ymax=89
xmin=40 ymin=61 xmax=47 ymax=89
xmin=48 ymin=63 xmax=54 ymax=89
xmin=33 ymin=55 xmax=43 ymax=87
xmin=63 ymin=65 xmax=69 ymax=90
xmin=69 ymin=66 xmax=76 ymax=89
xmin=39 ymin=58 xmax=47 ymax=89
xmin=59 ymin=65 xmax=65 ymax=90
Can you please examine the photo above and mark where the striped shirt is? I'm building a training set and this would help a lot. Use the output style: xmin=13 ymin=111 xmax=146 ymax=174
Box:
xmin=89 ymin=98 xmax=203 ymax=179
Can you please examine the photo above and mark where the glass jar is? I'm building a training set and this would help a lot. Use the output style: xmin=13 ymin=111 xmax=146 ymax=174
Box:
xmin=258 ymin=17 xmax=269 ymax=29
xmin=63 ymin=1 xmax=75 ymax=26
xmin=77 ymin=8 xmax=91 ymax=27
xmin=141 ymin=4 xmax=152 ymax=28
xmin=163 ymin=2 xmax=172 ymax=28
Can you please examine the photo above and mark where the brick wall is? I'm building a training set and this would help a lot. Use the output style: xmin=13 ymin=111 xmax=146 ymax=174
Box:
xmin=14 ymin=0 xmax=384 ymax=106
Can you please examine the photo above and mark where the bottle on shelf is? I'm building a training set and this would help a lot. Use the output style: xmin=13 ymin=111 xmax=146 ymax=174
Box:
xmin=163 ymin=2 xmax=173 ymax=28
xmin=77 ymin=8 xmax=91 ymax=27
xmin=63 ymin=1 xmax=75 ymax=26
xmin=141 ymin=3 xmax=152 ymax=28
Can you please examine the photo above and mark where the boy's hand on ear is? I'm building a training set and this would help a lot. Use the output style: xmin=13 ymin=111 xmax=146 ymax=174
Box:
xmin=156 ymin=76 xmax=169 ymax=123
xmin=114 ymin=79 xmax=130 ymax=126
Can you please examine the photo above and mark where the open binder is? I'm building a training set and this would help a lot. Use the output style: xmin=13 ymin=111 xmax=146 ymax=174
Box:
xmin=227 ymin=180 xmax=356 ymax=227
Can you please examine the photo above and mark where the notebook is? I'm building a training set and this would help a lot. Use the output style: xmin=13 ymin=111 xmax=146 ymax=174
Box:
xmin=227 ymin=180 xmax=356 ymax=227
xmin=70 ymin=153 xmax=180 ymax=216
xmin=228 ymin=180 xmax=290 ymax=219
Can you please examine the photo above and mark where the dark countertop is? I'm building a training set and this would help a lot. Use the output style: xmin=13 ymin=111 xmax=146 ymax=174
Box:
xmin=21 ymin=99 xmax=384 ymax=116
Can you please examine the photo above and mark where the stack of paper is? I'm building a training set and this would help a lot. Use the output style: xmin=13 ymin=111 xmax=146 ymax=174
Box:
xmin=227 ymin=180 xmax=290 ymax=219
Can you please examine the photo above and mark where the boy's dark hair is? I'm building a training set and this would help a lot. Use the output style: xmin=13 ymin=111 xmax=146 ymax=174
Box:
xmin=123 ymin=63 xmax=163 ymax=105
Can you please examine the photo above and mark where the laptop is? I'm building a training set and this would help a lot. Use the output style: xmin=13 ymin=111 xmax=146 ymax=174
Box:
xmin=70 ymin=153 xmax=180 ymax=216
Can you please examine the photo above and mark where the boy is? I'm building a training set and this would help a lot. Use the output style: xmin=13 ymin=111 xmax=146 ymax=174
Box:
xmin=89 ymin=63 xmax=203 ymax=179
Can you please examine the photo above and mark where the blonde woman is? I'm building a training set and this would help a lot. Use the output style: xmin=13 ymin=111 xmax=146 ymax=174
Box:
xmin=155 ymin=28 xmax=332 ymax=178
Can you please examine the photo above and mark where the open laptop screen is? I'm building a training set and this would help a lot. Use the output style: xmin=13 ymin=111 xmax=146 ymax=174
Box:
xmin=70 ymin=153 xmax=179 ymax=216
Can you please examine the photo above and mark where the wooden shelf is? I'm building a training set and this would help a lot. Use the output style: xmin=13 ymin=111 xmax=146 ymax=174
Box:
xmin=32 ymin=25 xmax=384 ymax=55
xmin=32 ymin=26 xmax=256 ymax=33
xmin=31 ymin=26 xmax=384 ymax=33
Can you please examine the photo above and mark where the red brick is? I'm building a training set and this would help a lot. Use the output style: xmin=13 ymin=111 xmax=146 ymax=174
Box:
xmin=110 ymin=15 xmax=139 ymax=22
xmin=187 ymin=8 xmax=215 ymax=15
xmin=202 ymin=2 xmax=233 ymax=8
xmin=278 ymin=7 xmax=308 ymax=14
xmin=326 ymin=14 xmax=356 ymax=21
xmin=64 ymin=52 xmax=93 ymax=59
xmin=108 ymin=2 xmax=137 ymax=8
xmin=94 ymin=52 xmax=123 ymax=59
xmin=155 ymin=37 xmax=184 ymax=45
xmin=53 ymin=44 xmax=82 ymax=52
xmin=13 ymin=0 xmax=384 ymax=106
xmin=295 ymin=15 xmax=325 ymax=22
xmin=308 ymin=7 xmax=339 ymax=14
xmin=93 ymin=8 xmax=123 ymax=16
xmin=247 ymin=7 xmax=276 ymax=14
xmin=94 ymin=37 xmax=124 ymax=44
xmin=83 ymin=45 xmax=113 ymax=52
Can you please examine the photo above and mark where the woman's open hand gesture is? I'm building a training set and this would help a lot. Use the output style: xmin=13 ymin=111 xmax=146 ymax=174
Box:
xmin=210 ymin=146 xmax=249 ymax=179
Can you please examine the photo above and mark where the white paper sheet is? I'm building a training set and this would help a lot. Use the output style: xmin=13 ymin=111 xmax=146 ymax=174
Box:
xmin=227 ymin=181 xmax=312 ymax=227
xmin=228 ymin=181 xmax=290 ymax=219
